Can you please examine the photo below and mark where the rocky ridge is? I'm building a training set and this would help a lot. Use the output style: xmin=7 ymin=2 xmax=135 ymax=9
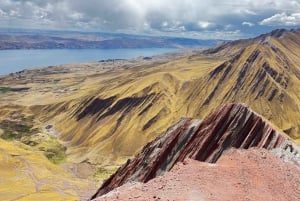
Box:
xmin=92 ymin=103 xmax=300 ymax=199
xmin=93 ymin=148 xmax=300 ymax=201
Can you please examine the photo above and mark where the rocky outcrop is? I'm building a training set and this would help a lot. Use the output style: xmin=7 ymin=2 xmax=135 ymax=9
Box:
xmin=91 ymin=103 xmax=299 ymax=199
xmin=93 ymin=148 xmax=300 ymax=201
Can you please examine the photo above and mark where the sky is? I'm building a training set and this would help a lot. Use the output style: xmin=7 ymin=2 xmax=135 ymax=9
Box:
xmin=0 ymin=0 xmax=300 ymax=39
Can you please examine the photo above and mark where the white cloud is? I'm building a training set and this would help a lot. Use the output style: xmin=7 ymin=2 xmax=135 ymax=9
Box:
xmin=178 ymin=26 xmax=186 ymax=31
xmin=159 ymin=22 xmax=187 ymax=33
xmin=68 ymin=12 xmax=84 ymax=20
xmin=9 ymin=9 xmax=20 ymax=17
xmin=0 ymin=9 xmax=6 ymax=16
xmin=198 ymin=21 xmax=213 ymax=29
xmin=1 ymin=0 xmax=300 ymax=39
xmin=161 ymin=21 xmax=168 ymax=27
xmin=260 ymin=12 xmax=300 ymax=26
xmin=244 ymin=9 xmax=257 ymax=15
xmin=242 ymin=21 xmax=255 ymax=27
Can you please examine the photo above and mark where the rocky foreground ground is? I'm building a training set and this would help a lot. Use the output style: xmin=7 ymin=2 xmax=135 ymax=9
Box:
xmin=94 ymin=148 xmax=300 ymax=201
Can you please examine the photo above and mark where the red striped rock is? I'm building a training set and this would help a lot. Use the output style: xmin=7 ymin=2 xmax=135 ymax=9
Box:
xmin=91 ymin=103 xmax=299 ymax=199
xmin=93 ymin=148 xmax=300 ymax=201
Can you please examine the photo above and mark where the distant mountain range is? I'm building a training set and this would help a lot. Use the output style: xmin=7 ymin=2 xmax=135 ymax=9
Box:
xmin=0 ymin=28 xmax=224 ymax=50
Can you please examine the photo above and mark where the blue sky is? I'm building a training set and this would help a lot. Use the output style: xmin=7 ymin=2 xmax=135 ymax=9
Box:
xmin=0 ymin=0 xmax=300 ymax=39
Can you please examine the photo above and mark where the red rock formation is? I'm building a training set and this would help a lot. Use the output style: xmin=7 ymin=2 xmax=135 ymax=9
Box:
xmin=175 ymin=103 xmax=289 ymax=163
xmin=91 ymin=103 xmax=299 ymax=199
xmin=94 ymin=148 xmax=300 ymax=201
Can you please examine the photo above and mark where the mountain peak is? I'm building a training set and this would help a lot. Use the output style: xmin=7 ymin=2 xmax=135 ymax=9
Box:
xmin=204 ymin=28 xmax=300 ymax=56
xmin=258 ymin=28 xmax=287 ymax=39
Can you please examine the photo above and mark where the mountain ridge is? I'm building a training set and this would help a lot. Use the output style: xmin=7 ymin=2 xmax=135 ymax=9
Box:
xmin=92 ymin=148 xmax=300 ymax=201
xmin=91 ymin=103 xmax=300 ymax=198
xmin=2 ymin=27 xmax=299 ymax=166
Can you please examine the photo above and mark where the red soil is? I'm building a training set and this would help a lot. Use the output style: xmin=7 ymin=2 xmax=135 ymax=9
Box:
xmin=94 ymin=148 xmax=300 ymax=201
xmin=93 ymin=104 xmax=298 ymax=198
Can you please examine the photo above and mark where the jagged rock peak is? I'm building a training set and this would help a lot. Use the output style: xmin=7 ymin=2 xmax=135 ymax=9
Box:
xmin=91 ymin=103 xmax=299 ymax=199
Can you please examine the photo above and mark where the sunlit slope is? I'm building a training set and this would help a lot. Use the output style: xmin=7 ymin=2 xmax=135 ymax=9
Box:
xmin=35 ymin=57 xmax=222 ymax=164
xmin=184 ymin=36 xmax=300 ymax=139
xmin=0 ymin=139 xmax=94 ymax=201
xmin=30 ymin=28 xmax=300 ymax=164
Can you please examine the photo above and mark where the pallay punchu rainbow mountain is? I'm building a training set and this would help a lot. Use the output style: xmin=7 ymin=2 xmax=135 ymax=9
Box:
xmin=0 ymin=28 xmax=299 ymax=200
xmin=92 ymin=103 xmax=300 ymax=200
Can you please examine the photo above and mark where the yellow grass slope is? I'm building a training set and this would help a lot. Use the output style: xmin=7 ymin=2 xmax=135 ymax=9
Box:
xmin=33 ymin=28 xmax=300 ymax=165
xmin=184 ymin=30 xmax=300 ymax=139
xmin=1 ymin=28 xmax=299 ymax=166
xmin=0 ymin=139 xmax=94 ymax=201
xmin=35 ymin=57 xmax=222 ymax=164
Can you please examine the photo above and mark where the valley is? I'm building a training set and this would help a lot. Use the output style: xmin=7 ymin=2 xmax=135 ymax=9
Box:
xmin=0 ymin=28 xmax=300 ymax=200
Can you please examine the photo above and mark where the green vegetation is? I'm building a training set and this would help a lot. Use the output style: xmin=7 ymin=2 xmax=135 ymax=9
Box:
xmin=0 ymin=117 xmax=67 ymax=164
xmin=0 ymin=121 xmax=37 ymax=140
xmin=0 ymin=87 xmax=12 ymax=93
xmin=94 ymin=166 xmax=119 ymax=182
xmin=37 ymin=135 xmax=67 ymax=164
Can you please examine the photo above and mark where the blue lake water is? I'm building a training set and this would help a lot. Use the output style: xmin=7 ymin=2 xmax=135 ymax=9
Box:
xmin=0 ymin=48 xmax=176 ymax=75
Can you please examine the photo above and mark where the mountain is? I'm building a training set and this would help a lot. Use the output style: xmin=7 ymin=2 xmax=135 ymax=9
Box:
xmin=188 ymin=28 xmax=300 ymax=139
xmin=32 ymin=28 xmax=300 ymax=165
xmin=0 ymin=28 xmax=222 ymax=49
xmin=1 ymin=28 xmax=299 ymax=166
xmin=91 ymin=103 xmax=300 ymax=198
xmin=0 ymin=28 xmax=300 ymax=199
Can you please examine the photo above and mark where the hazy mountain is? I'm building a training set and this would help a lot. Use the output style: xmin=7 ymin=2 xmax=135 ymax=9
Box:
xmin=0 ymin=28 xmax=223 ymax=50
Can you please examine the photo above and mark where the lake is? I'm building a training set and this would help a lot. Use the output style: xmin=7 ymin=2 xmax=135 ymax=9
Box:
xmin=0 ymin=48 xmax=176 ymax=75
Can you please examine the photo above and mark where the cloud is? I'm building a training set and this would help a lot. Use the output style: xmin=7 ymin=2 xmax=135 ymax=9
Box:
xmin=242 ymin=22 xmax=255 ymax=27
xmin=0 ymin=0 xmax=300 ymax=39
xmin=260 ymin=12 xmax=300 ymax=26
xmin=198 ymin=21 xmax=213 ymax=29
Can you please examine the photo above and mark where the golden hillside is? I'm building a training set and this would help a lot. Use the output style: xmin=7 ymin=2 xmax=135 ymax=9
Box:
xmin=0 ymin=138 xmax=95 ymax=200
xmin=0 ymin=28 xmax=300 ymax=170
